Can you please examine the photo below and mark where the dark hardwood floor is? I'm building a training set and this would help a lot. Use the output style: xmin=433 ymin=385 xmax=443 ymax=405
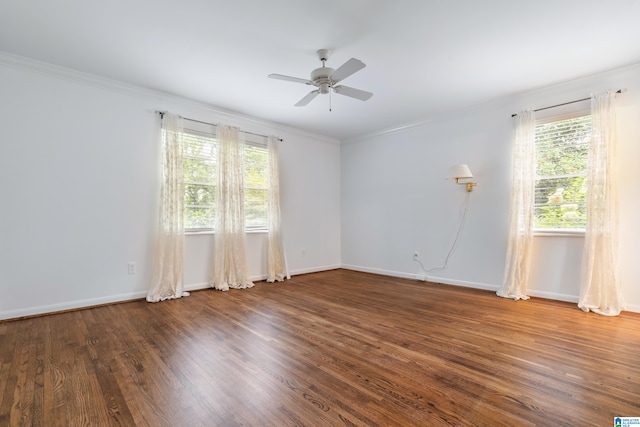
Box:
xmin=1 ymin=269 xmax=639 ymax=426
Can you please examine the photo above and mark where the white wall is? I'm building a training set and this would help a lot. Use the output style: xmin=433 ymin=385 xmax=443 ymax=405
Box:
xmin=0 ymin=54 xmax=341 ymax=320
xmin=341 ymin=63 xmax=640 ymax=312
xmin=3 ymin=52 xmax=638 ymax=320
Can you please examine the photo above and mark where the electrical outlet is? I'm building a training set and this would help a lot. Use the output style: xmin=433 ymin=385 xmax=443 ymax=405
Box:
xmin=413 ymin=251 xmax=419 ymax=260
xmin=301 ymin=248 xmax=306 ymax=258
xmin=127 ymin=262 xmax=137 ymax=275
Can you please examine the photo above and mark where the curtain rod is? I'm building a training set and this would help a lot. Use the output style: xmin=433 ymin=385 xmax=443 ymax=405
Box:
xmin=511 ymin=89 xmax=626 ymax=118
xmin=156 ymin=111 xmax=283 ymax=142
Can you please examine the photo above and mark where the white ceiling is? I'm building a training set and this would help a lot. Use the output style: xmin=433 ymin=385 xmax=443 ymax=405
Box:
xmin=2 ymin=0 xmax=640 ymax=140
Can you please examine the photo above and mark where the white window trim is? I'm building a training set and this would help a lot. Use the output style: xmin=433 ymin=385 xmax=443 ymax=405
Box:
xmin=534 ymin=229 xmax=585 ymax=237
xmin=185 ymin=228 xmax=268 ymax=236
xmin=182 ymin=122 xmax=270 ymax=233
xmin=533 ymin=107 xmax=590 ymax=236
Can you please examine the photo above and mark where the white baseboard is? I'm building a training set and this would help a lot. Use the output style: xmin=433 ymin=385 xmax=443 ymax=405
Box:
xmin=0 ymin=291 xmax=148 ymax=321
xmin=341 ymin=264 xmax=500 ymax=291
xmin=526 ymin=290 xmax=579 ymax=304
xmin=340 ymin=264 xmax=640 ymax=314
xmin=340 ymin=264 xmax=417 ymax=280
xmin=424 ymin=274 xmax=500 ymax=292
xmin=186 ymin=265 xmax=341 ymax=291
xmin=184 ymin=282 xmax=210 ymax=292
xmin=288 ymin=264 xmax=341 ymax=276
xmin=3 ymin=265 xmax=636 ymax=320
xmin=624 ymin=303 xmax=640 ymax=313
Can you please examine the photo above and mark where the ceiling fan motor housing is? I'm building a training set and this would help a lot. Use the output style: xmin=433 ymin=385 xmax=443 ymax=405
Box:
xmin=311 ymin=67 xmax=334 ymax=94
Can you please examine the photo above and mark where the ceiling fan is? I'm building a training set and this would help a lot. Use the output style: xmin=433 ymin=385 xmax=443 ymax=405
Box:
xmin=268 ymin=49 xmax=373 ymax=107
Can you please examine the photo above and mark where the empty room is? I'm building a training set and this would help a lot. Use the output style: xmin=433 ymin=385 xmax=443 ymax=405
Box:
xmin=1 ymin=1 xmax=639 ymax=426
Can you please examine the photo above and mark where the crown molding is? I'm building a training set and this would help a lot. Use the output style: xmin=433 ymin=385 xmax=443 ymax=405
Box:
xmin=343 ymin=60 xmax=640 ymax=144
xmin=342 ymin=100 xmax=509 ymax=145
xmin=0 ymin=50 xmax=165 ymax=99
xmin=0 ymin=50 xmax=340 ymax=145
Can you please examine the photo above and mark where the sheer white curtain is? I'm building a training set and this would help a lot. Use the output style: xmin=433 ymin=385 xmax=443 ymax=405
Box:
xmin=498 ymin=109 xmax=536 ymax=300
xmin=147 ymin=113 xmax=189 ymax=302
xmin=578 ymin=90 xmax=624 ymax=315
xmin=266 ymin=137 xmax=289 ymax=282
xmin=210 ymin=125 xmax=254 ymax=291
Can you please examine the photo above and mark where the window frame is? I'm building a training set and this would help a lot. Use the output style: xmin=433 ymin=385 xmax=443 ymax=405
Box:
xmin=181 ymin=121 xmax=269 ymax=234
xmin=533 ymin=104 xmax=590 ymax=237
xmin=182 ymin=126 xmax=217 ymax=232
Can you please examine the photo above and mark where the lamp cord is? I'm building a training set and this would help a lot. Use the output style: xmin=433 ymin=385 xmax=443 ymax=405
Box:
xmin=415 ymin=191 xmax=471 ymax=277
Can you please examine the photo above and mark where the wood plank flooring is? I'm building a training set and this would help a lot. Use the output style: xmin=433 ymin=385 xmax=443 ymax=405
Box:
xmin=1 ymin=269 xmax=639 ymax=426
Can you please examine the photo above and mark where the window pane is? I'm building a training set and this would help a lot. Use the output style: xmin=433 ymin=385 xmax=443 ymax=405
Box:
xmin=183 ymin=133 xmax=216 ymax=159
xmin=535 ymin=176 xmax=587 ymax=229
xmin=245 ymin=188 xmax=268 ymax=229
xmin=183 ymin=130 xmax=217 ymax=230
xmin=185 ymin=206 xmax=215 ymax=229
xmin=244 ymin=144 xmax=268 ymax=229
xmin=245 ymin=145 xmax=268 ymax=188
xmin=184 ymin=158 xmax=215 ymax=184
xmin=534 ymin=115 xmax=590 ymax=231
xmin=536 ymin=116 xmax=590 ymax=177
xmin=184 ymin=183 xmax=215 ymax=206
xmin=181 ymin=127 xmax=270 ymax=231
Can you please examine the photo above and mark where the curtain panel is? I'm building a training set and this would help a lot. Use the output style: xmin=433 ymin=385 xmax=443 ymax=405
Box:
xmin=266 ymin=137 xmax=289 ymax=282
xmin=210 ymin=126 xmax=254 ymax=291
xmin=578 ymin=90 xmax=624 ymax=315
xmin=498 ymin=109 xmax=536 ymax=300
xmin=147 ymin=113 xmax=189 ymax=302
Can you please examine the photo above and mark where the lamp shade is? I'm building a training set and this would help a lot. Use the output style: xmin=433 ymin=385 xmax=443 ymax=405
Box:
xmin=446 ymin=164 xmax=473 ymax=180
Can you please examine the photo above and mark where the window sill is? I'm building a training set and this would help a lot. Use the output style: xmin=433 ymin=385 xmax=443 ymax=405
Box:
xmin=534 ymin=230 xmax=585 ymax=238
xmin=185 ymin=229 xmax=268 ymax=236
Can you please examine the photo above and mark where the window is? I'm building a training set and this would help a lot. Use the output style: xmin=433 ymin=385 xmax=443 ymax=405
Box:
xmin=243 ymin=143 xmax=269 ymax=229
xmin=182 ymin=125 xmax=268 ymax=231
xmin=534 ymin=114 xmax=591 ymax=231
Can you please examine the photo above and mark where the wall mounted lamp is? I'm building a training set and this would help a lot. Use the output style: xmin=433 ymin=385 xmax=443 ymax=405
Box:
xmin=446 ymin=164 xmax=477 ymax=192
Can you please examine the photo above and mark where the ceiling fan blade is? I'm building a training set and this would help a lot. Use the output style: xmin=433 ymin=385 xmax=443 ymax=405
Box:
xmin=333 ymin=85 xmax=373 ymax=101
xmin=330 ymin=58 xmax=366 ymax=83
xmin=268 ymin=73 xmax=313 ymax=85
xmin=295 ymin=90 xmax=320 ymax=106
